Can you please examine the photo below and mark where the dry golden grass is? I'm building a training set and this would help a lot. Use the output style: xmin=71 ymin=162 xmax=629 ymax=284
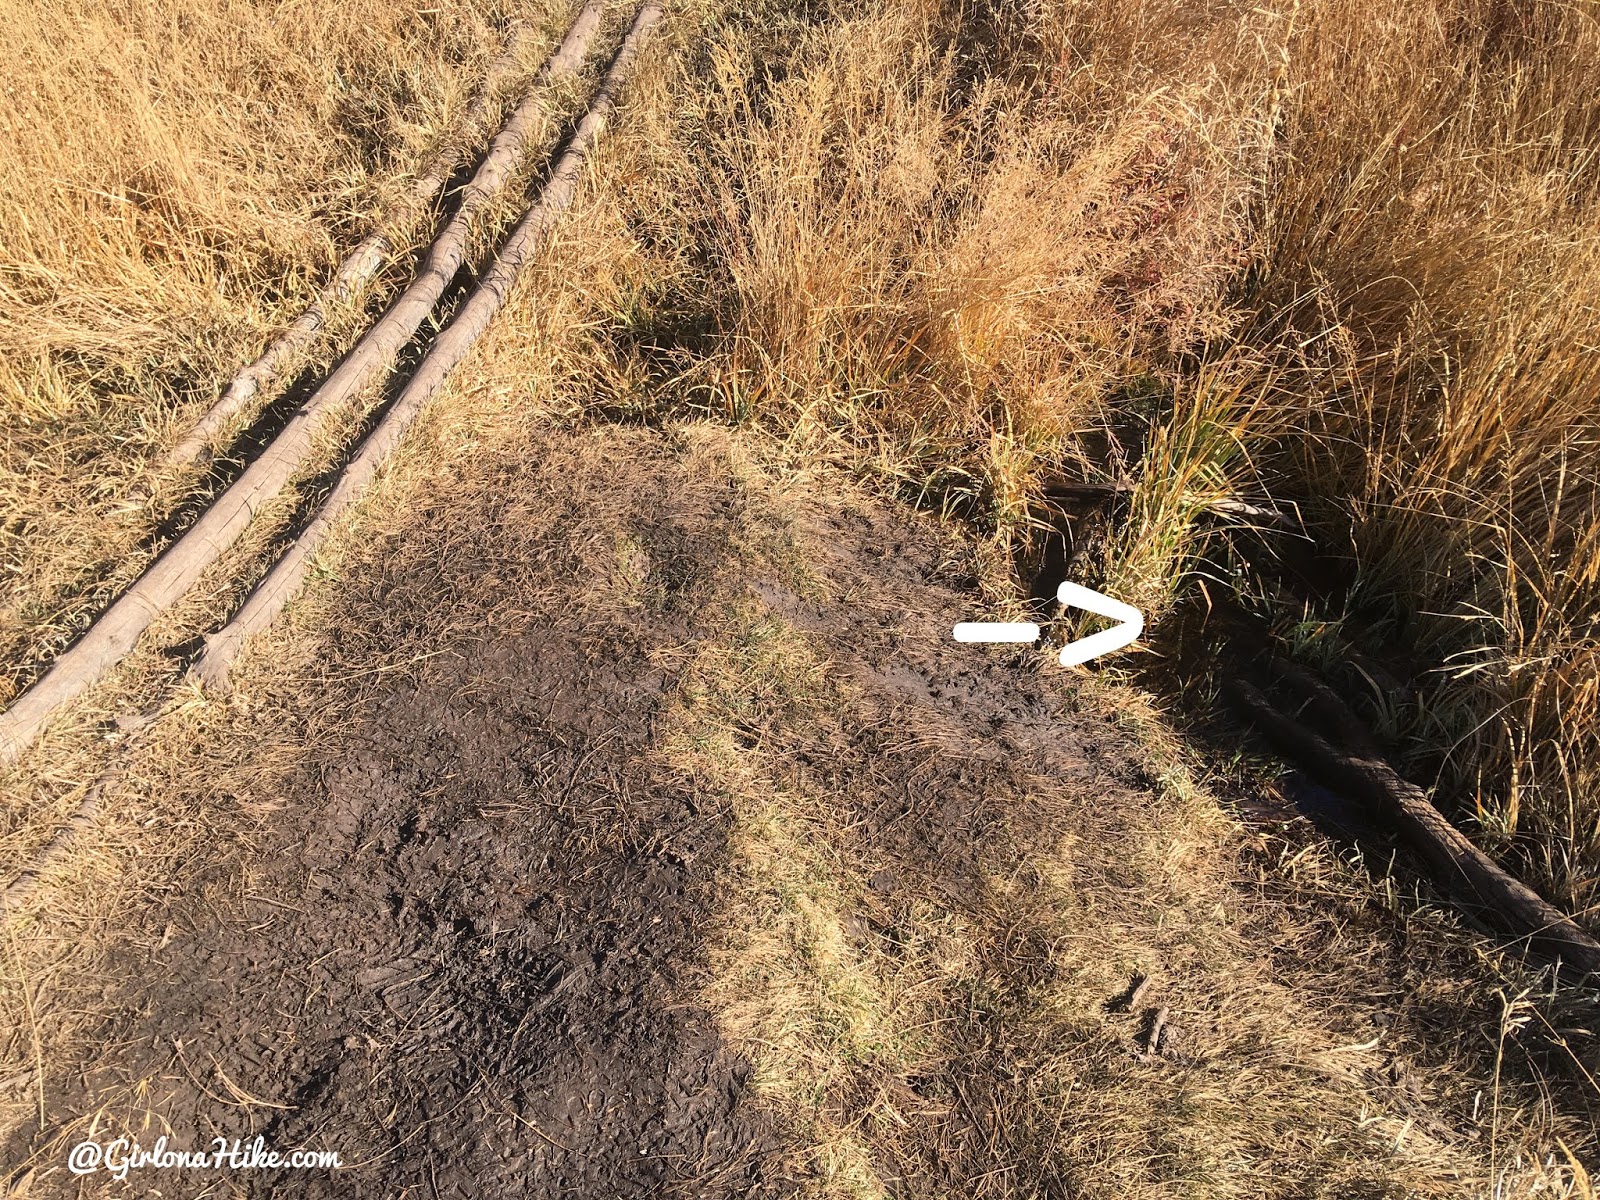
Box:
xmin=0 ymin=0 xmax=566 ymax=698
xmin=0 ymin=0 xmax=1598 ymax=1193
xmin=1245 ymin=1 xmax=1600 ymax=910
xmin=579 ymin=0 xmax=1600 ymax=909
xmin=644 ymin=449 xmax=1597 ymax=1197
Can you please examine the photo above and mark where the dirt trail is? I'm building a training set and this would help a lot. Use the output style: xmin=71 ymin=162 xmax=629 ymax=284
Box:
xmin=6 ymin=433 xmax=793 ymax=1196
xmin=4 ymin=425 xmax=1593 ymax=1196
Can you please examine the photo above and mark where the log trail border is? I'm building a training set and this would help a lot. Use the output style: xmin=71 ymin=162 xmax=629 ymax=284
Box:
xmin=0 ymin=0 xmax=619 ymax=765
xmin=195 ymin=2 xmax=665 ymax=691
xmin=162 ymin=15 xmax=542 ymax=469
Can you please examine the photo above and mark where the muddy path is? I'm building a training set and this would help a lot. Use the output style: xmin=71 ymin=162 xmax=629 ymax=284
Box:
xmin=4 ymin=425 xmax=1593 ymax=1197
xmin=39 ymin=625 xmax=781 ymax=1195
xmin=7 ymin=431 xmax=797 ymax=1196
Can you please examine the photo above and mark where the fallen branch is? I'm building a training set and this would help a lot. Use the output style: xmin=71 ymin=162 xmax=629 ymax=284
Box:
xmin=1230 ymin=676 xmax=1600 ymax=978
xmin=1266 ymin=656 xmax=1380 ymax=757
xmin=1140 ymin=1006 xmax=1170 ymax=1061
xmin=1038 ymin=478 xmax=1298 ymax=529
xmin=0 ymin=3 xmax=611 ymax=765
xmin=1039 ymin=478 xmax=1136 ymax=500
xmin=193 ymin=3 xmax=665 ymax=693
xmin=1127 ymin=974 xmax=1154 ymax=1011
xmin=1204 ymin=497 xmax=1301 ymax=531
xmin=1107 ymin=971 xmax=1152 ymax=1013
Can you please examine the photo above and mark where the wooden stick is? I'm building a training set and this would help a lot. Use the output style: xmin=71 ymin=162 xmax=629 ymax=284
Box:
xmin=193 ymin=3 xmax=665 ymax=693
xmin=1141 ymin=1007 xmax=1169 ymax=1060
xmin=1205 ymin=497 xmax=1301 ymax=531
xmin=1127 ymin=974 xmax=1154 ymax=1011
xmin=1266 ymin=656 xmax=1380 ymax=758
xmin=0 ymin=3 xmax=610 ymax=765
xmin=1038 ymin=478 xmax=1297 ymax=528
xmin=1230 ymin=677 xmax=1600 ymax=978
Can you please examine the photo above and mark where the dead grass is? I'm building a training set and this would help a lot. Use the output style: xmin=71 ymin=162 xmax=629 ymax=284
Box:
xmin=1 ymin=0 xmax=1599 ymax=1194
xmin=1244 ymin=0 xmax=1600 ymax=911
xmin=0 ymin=0 xmax=571 ymax=700
xmin=12 ymin=0 xmax=1591 ymax=908
xmin=16 ymin=387 xmax=1573 ymax=1196
xmin=647 ymin=456 xmax=1597 ymax=1197
xmin=568 ymin=0 xmax=1600 ymax=911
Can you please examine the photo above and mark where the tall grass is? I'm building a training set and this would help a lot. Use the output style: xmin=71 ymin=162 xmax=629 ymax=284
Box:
xmin=0 ymin=0 xmax=1595 ymax=1185
xmin=1253 ymin=0 xmax=1600 ymax=907
xmin=685 ymin=0 xmax=1266 ymax=528
xmin=607 ymin=0 xmax=1600 ymax=906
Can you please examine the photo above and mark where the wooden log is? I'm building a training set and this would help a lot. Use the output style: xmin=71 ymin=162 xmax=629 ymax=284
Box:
xmin=1265 ymin=656 xmax=1380 ymax=757
xmin=1038 ymin=478 xmax=1135 ymax=500
xmin=193 ymin=2 xmax=665 ymax=694
xmin=1230 ymin=677 xmax=1600 ymax=978
xmin=162 ymin=6 xmax=603 ymax=468
xmin=1205 ymin=497 xmax=1301 ymax=531
xmin=0 ymin=2 xmax=610 ymax=765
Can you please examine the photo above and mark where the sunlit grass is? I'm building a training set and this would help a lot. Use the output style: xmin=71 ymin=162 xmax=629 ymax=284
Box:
xmin=600 ymin=0 xmax=1600 ymax=909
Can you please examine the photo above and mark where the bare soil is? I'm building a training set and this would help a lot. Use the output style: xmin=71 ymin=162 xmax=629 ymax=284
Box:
xmin=7 ymin=433 xmax=801 ymax=1195
xmin=4 ymin=424 xmax=1595 ymax=1197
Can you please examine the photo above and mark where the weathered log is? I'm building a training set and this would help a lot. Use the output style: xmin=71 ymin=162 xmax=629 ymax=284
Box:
xmin=1205 ymin=497 xmax=1301 ymax=530
xmin=1038 ymin=478 xmax=1135 ymax=500
xmin=1265 ymin=656 xmax=1380 ymax=757
xmin=1230 ymin=677 xmax=1600 ymax=978
xmin=193 ymin=3 xmax=665 ymax=693
xmin=0 ymin=2 xmax=610 ymax=765
xmin=162 ymin=7 xmax=601 ymax=468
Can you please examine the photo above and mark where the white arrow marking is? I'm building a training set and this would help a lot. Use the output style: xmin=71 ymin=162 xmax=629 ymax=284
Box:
xmin=950 ymin=582 xmax=1143 ymax=666
xmin=940 ymin=582 xmax=1145 ymax=668
xmin=1055 ymin=581 xmax=1143 ymax=666
xmin=952 ymin=621 xmax=1041 ymax=643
